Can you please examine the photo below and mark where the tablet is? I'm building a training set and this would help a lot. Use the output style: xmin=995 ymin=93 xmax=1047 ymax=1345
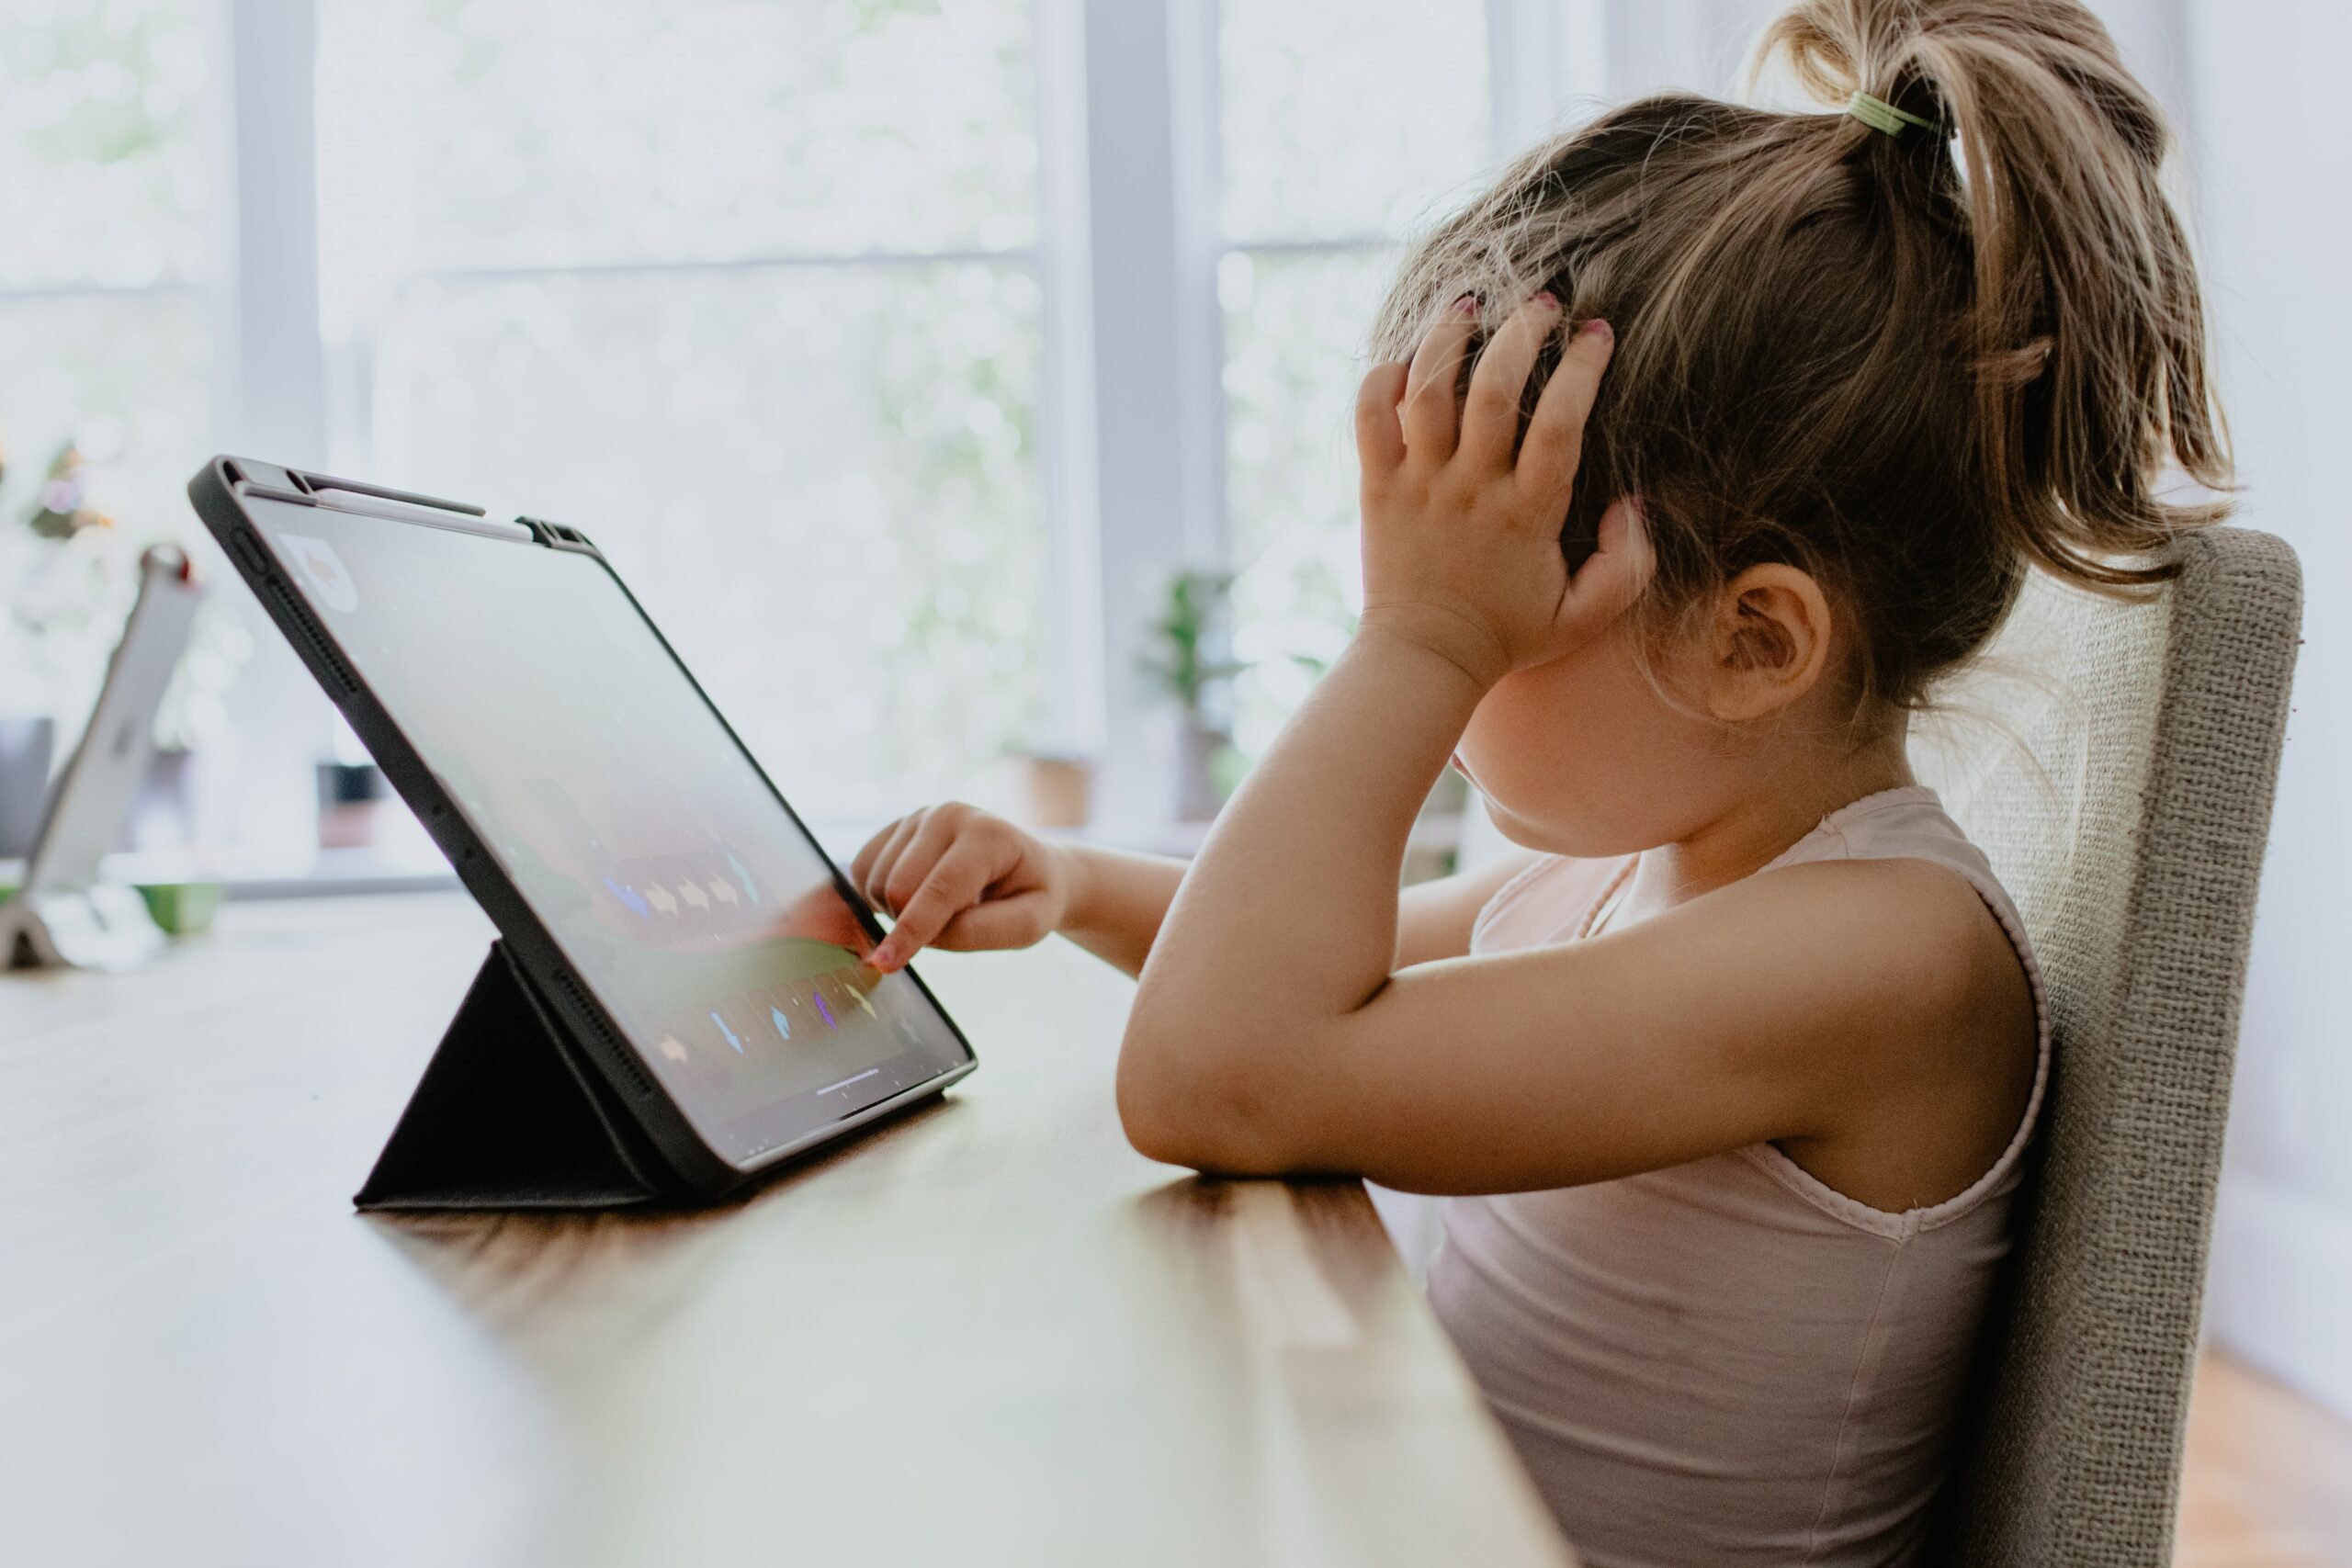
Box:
xmin=3 ymin=546 xmax=205 ymax=970
xmin=188 ymin=457 xmax=976 ymax=1197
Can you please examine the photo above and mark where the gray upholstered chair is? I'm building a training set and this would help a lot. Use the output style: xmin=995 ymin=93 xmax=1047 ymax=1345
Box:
xmin=1914 ymin=527 xmax=2303 ymax=1566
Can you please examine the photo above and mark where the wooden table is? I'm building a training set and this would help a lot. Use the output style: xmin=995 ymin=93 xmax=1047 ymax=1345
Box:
xmin=0 ymin=894 xmax=1574 ymax=1568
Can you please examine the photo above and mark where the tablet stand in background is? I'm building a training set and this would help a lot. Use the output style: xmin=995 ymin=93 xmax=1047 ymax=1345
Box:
xmin=2 ymin=547 xmax=206 ymax=971
xmin=354 ymin=942 xmax=676 ymax=1210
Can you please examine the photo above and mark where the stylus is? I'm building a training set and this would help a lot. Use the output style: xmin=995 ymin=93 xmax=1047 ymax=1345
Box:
xmin=310 ymin=488 xmax=537 ymax=543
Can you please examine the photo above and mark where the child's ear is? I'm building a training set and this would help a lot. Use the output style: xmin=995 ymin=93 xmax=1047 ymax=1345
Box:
xmin=1700 ymin=564 xmax=1835 ymax=721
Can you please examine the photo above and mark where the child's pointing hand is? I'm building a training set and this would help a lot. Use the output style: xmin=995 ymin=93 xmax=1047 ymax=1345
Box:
xmin=853 ymin=803 xmax=1069 ymax=973
xmin=1353 ymin=291 xmax=1649 ymax=688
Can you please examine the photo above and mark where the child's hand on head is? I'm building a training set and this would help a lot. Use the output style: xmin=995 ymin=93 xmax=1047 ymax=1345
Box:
xmin=1353 ymin=292 xmax=1649 ymax=687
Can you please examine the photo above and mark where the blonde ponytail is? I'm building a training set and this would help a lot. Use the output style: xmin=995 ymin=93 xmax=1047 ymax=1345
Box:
xmin=1368 ymin=0 xmax=2230 ymax=710
xmin=1757 ymin=0 xmax=2231 ymax=586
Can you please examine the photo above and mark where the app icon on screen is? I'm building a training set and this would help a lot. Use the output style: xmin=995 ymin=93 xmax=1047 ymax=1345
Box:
xmin=281 ymin=534 xmax=359 ymax=614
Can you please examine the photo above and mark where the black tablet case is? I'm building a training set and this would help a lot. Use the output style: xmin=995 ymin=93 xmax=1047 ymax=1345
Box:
xmin=193 ymin=456 xmax=975 ymax=1213
xmin=355 ymin=942 xmax=679 ymax=1210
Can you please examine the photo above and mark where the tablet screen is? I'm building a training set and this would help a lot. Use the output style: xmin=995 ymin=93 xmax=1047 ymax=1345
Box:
xmin=244 ymin=495 xmax=973 ymax=1169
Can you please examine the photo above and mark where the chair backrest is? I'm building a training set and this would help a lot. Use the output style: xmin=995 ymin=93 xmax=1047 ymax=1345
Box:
xmin=1914 ymin=527 xmax=2301 ymax=1567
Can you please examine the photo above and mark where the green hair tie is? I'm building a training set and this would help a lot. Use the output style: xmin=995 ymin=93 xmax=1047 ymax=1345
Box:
xmin=1847 ymin=89 xmax=1937 ymax=137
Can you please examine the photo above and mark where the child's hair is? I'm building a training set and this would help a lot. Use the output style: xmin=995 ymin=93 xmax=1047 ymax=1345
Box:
xmin=1367 ymin=0 xmax=2230 ymax=713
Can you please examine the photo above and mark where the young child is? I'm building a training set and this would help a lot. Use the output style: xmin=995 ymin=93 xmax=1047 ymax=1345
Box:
xmin=851 ymin=0 xmax=2227 ymax=1562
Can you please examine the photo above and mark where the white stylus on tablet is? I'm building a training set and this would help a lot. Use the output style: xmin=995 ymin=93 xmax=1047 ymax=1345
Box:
xmin=310 ymin=488 xmax=536 ymax=542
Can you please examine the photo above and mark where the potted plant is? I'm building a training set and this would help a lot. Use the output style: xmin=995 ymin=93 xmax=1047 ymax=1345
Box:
xmin=1139 ymin=569 xmax=1245 ymax=822
xmin=1008 ymin=748 xmax=1095 ymax=829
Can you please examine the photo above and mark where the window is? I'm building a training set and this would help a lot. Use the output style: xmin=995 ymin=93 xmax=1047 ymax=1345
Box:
xmin=2 ymin=0 xmax=1587 ymax=868
xmin=0 ymin=0 xmax=218 ymax=727
xmin=1216 ymin=0 xmax=1496 ymax=758
xmin=315 ymin=0 xmax=1046 ymax=825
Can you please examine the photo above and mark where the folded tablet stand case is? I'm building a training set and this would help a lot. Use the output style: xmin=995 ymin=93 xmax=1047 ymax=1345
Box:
xmin=193 ymin=457 xmax=967 ymax=1213
xmin=355 ymin=942 xmax=680 ymax=1211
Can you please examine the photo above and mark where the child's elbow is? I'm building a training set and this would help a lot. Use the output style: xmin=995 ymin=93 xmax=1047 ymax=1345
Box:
xmin=1114 ymin=1019 xmax=1301 ymax=1176
xmin=1114 ymin=1084 xmax=1209 ymax=1170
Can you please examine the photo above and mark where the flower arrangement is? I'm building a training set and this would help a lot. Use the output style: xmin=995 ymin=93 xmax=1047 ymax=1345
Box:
xmin=0 ymin=434 xmax=249 ymax=752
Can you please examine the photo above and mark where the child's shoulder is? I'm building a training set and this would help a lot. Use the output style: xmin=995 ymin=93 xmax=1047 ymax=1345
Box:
xmin=1727 ymin=849 xmax=2046 ymax=1211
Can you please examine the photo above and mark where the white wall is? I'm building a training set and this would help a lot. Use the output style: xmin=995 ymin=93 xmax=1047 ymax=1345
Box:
xmin=2178 ymin=0 xmax=2352 ymax=1420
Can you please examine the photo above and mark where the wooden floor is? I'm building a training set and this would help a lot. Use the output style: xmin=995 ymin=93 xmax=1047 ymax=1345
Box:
xmin=2177 ymin=1351 xmax=2352 ymax=1567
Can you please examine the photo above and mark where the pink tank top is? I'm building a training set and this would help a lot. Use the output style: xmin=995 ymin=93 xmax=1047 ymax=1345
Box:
xmin=1428 ymin=784 xmax=2051 ymax=1568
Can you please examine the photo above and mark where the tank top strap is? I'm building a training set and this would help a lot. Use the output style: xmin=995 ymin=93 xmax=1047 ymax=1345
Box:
xmin=1753 ymin=783 xmax=2055 ymax=1232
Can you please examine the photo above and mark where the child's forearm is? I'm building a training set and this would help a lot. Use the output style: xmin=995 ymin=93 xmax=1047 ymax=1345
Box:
xmin=1114 ymin=628 xmax=1480 ymax=1167
xmin=1140 ymin=629 xmax=1475 ymax=1020
xmin=1050 ymin=843 xmax=1190 ymax=978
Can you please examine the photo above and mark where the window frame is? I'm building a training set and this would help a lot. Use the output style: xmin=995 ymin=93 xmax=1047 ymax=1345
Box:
xmin=110 ymin=0 xmax=1601 ymax=858
xmin=1058 ymin=0 xmax=1600 ymax=821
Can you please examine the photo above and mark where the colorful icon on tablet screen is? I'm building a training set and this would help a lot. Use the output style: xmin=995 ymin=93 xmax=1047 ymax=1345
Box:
xmin=710 ymin=1010 xmax=743 ymax=1054
xmin=724 ymin=850 xmax=758 ymax=904
xmin=645 ymin=883 xmax=679 ymax=917
xmin=812 ymin=988 xmax=837 ymax=1030
xmin=657 ymin=1034 xmax=689 ymax=1063
xmin=843 ymin=970 xmax=880 ymax=1019
xmin=603 ymin=875 xmax=649 ymax=918
xmin=770 ymin=1005 xmax=792 ymax=1042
